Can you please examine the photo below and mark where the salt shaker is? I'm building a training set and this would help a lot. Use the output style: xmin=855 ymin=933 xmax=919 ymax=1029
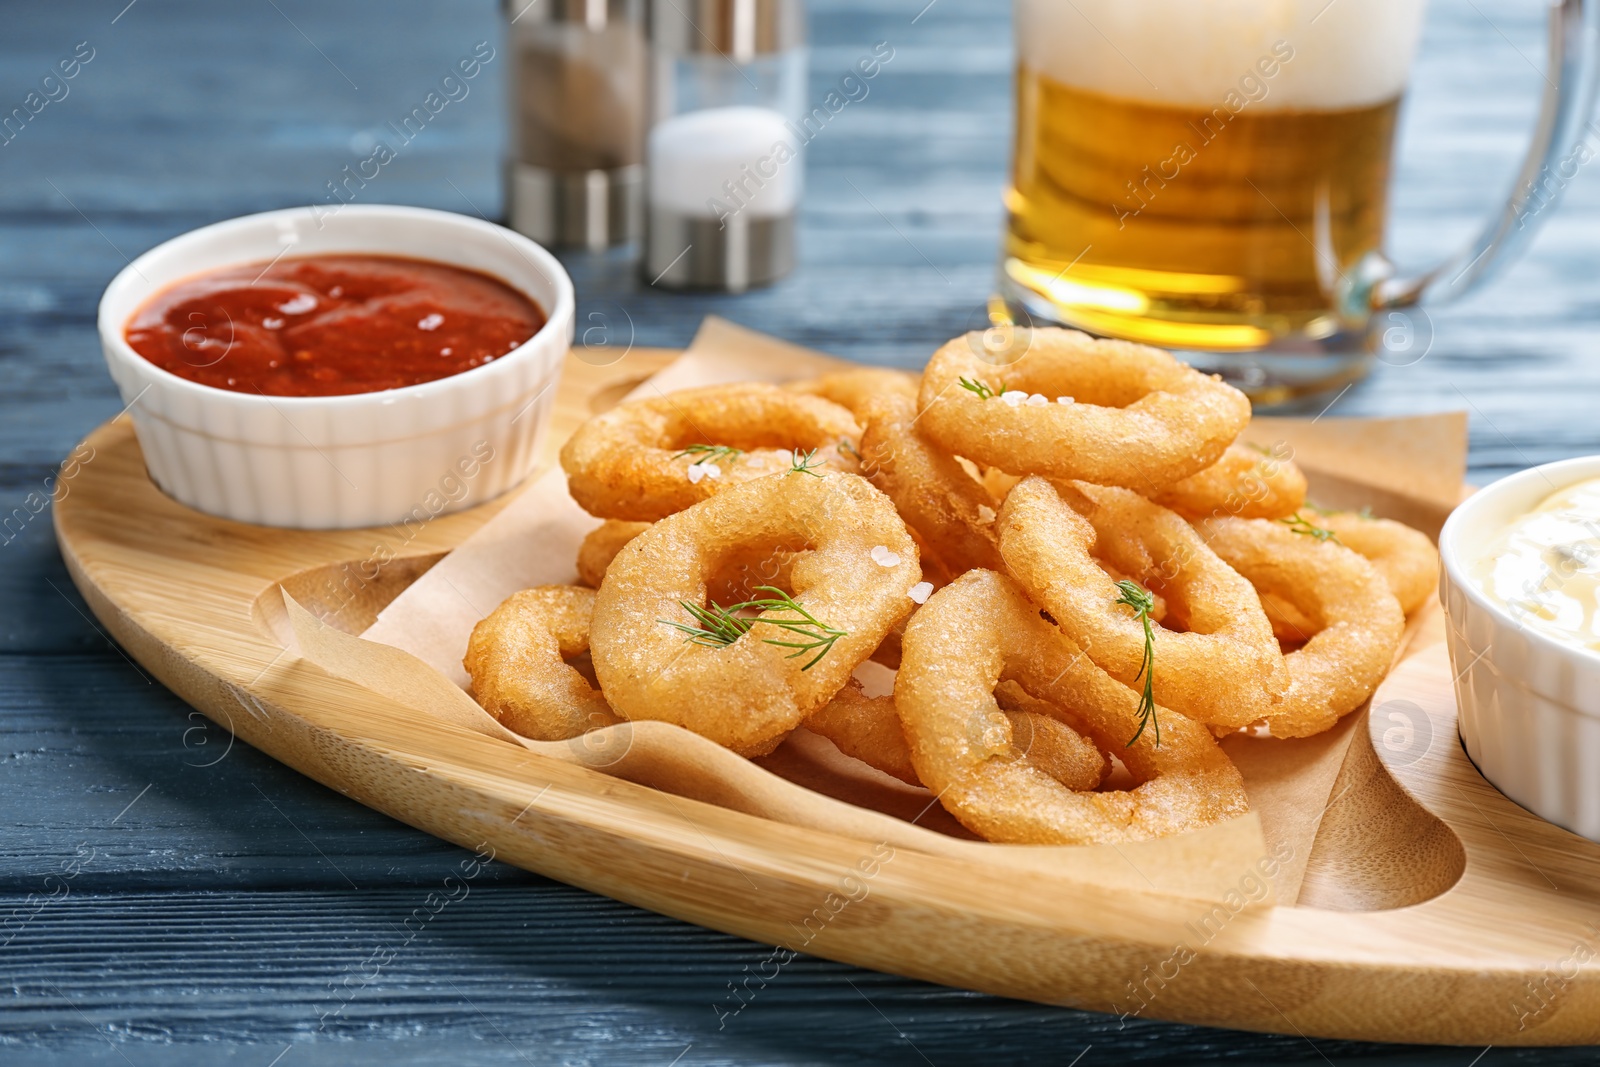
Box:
xmin=644 ymin=0 xmax=807 ymax=291
xmin=505 ymin=0 xmax=649 ymax=249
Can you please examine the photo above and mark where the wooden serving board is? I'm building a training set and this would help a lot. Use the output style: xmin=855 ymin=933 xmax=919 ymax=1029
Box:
xmin=55 ymin=350 xmax=1600 ymax=1047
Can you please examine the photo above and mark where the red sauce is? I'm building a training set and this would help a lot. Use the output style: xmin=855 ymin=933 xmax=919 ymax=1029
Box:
xmin=124 ymin=254 xmax=546 ymax=397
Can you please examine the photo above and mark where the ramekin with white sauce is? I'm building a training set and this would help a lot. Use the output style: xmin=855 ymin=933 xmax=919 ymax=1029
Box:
xmin=1440 ymin=456 xmax=1600 ymax=841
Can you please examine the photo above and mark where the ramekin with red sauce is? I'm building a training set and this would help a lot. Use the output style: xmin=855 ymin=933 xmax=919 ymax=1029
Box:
xmin=98 ymin=206 xmax=574 ymax=528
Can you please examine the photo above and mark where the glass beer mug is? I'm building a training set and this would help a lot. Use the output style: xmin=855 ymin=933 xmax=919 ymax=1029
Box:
xmin=999 ymin=0 xmax=1600 ymax=402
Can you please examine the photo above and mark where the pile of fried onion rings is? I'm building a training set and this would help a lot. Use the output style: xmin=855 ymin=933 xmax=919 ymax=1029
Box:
xmin=466 ymin=328 xmax=1438 ymax=845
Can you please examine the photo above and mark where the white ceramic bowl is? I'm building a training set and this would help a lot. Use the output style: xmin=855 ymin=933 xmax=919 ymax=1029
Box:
xmin=98 ymin=205 xmax=574 ymax=529
xmin=1440 ymin=455 xmax=1600 ymax=842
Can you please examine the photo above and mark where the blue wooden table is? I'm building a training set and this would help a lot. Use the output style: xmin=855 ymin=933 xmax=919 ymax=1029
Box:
xmin=4 ymin=1 xmax=1599 ymax=1063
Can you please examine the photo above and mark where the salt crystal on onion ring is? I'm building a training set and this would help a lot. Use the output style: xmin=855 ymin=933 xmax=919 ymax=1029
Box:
xmin=997 ymin=476 xmax=1287 ymax=729
xmin=464 ymin=586 xmax=622 ymax=741
xmin=1195 ymin=516 xmax=1405 ymax=738
xmin=894 ymin=569 xmax=1248 ymax=844
xmin=590 ymin=470 xmax=920 ymax=756
xmin=560 ymin=383 xmax=861 ymax=522
xmin=917 ymin=328 xmax=1249 ymax=490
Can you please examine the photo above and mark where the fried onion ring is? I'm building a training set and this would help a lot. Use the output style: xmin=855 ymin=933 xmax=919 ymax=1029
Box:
xmin=561 ymin=383 xmax=861 ymax=521
xmin=803 ymin=681 xmax=1095 ymax=791
xmin=917 ymin=329 xmax=1249 ymax=489
xmin=857 ymin=391 xmax=1003 ymax=577
xmin=998 ymin=477 xmax=1287 ymax=728
xmin=995 ymin=686 xmax=1111 ymax=792
xmin=590 ymin=471 xmax=920 ymax=756
xmin=894 ymin=569 xmax=1248 ymax=844
xmin=785 ymin=367 xmax=919 ymax=418
xmin=1258 ymin=590 xmax=1320 ymax=647
xmin=464 ymin=586 xmax=622 ymax=741
xmin=577 ymin=519 xmax=805 ymax=607
xmin=1151 ymin=442 xmax=1307 ymax=521
xmin=1195 ymin=516 xmax=1405 ymax=738
xmin=804 ymin=681 xmax=920 ymax=785
xmin=577 ymin=520 xmax=652 ymax=588
xmin=1311 ymin=510 xmax=1439 ymax=614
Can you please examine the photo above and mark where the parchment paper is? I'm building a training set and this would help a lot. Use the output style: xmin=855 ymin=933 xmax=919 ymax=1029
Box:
xmin=295 ymin=317 xmax=1467 ymax=905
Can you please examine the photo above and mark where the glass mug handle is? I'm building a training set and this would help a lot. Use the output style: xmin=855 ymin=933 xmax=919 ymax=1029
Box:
xmin=1368 ymin=0 xmax=1600 ymax=311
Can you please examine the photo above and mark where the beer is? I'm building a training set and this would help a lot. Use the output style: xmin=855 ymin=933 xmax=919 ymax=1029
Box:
xmin=1003 ymin=0 xmax=1427 ymax=353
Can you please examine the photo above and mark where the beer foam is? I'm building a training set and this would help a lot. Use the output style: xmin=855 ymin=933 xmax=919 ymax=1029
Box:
xmin=1016 ymin=0 xmax=1427 ymax=110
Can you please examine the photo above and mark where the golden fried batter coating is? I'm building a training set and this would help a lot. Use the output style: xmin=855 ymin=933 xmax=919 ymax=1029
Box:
xmin=590 ymin=471 xmax=921 ymax=756
xmin=561 ymin=383 xmax=861 ymax=522
xmin=856 ymin=391 xmax=1003 ymax=578
xmin=1309 ymin=510 xmax=1438 ymax=615
xmin=785 ymin=367 xmax=919 ymax=418
xmin=464 ymin=586 xmax=622 ymax=741
xmin=1151 ymin=442 xmax=1308 ymax=521
xmin=895 ymin=570 xmax=1248 ymax=844
xmin=577 ymin=520 xmax=652 ymax=588
xmin=998 ymin=477 xmax=1287 ymax=729
xmin=1196 ymin=516 xmax=1405 ymax=738
xmin=918 ymin=328 xmax=1249 ymax=491
xmin=804 ymin=681 xmax=920 ymax=785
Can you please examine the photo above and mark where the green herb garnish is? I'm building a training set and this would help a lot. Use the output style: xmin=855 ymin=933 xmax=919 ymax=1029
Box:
xmin=1114 ymin=579 xmax=1159 ymax=748
xmin=1304 ymin=502 xmax=1374 ymax=522
xmin=1280 ymin=512 xmax=1340 ymax=543
xmin=788 ymin=448 xmax=824 ymax=477
xmin=958 ymin=376 xmax=1004 ymax=401
xmin=672 ymin=443 xmax=743 ymax=463
xmin=659 ymin=586 xmax=847 ymax=670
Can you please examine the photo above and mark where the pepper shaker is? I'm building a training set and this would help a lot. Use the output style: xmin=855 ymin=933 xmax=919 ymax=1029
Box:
xmin=505 ymin=0 xmax=649 ymax=249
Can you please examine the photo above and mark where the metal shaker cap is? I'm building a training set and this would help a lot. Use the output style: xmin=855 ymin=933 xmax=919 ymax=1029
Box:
xmin=651 ymin=0 xmax=805 ymax=60
xmin=505 ymin=0 xmax=643 ymax=29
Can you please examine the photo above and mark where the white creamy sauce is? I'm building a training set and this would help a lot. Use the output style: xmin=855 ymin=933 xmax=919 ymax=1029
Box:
xmin=1477 ymin=476 xmax=1600 ymax=651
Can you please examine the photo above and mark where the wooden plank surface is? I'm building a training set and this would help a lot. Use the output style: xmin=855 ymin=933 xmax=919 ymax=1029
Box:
xmin=4 ymin=0 xmax=1600 ymax=1062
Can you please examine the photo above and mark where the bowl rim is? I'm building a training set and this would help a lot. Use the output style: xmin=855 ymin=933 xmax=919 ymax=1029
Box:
xmin=1439 ymin=452 xmax=1600 ymax=667
xmin=97 ymin=204 xmax=575 ymax=410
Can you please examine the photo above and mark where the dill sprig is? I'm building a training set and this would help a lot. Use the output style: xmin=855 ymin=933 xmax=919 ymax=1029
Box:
xmin=661 ymin=600 xmax=750 ymax=647
xmin=672 ymin=443 xmax=743 ymax=463
xmin=658 ymin=586 xmax=847 ymax=670
xmin=788 ymin=448 xmax=825 ymax=477
xmin=837 ymin=436 xmax=861 ymax=462
xmin=1280 ymin=511 xmax=1340 ymax=543
xmin=1114 ymin=579 xmax=1160 ymax=748
xmin=958 ymin=376 xmax=1005 ymax=400
xmin=1305 ymin=502 xmax=1375 ymax=522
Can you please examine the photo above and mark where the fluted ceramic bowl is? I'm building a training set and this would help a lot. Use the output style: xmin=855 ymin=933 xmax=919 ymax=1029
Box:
xmin=98 ymin=204 xmax=574 ymax=529
xmin=1440 ymin=454 xmax=1600 ymax=842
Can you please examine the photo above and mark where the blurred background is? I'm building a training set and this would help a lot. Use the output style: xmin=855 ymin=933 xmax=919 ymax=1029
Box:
xmin=2 ymin=1 xmax=1591 ymax=425
xmin=4 ymin=2 xmax=1600 ymax=1064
